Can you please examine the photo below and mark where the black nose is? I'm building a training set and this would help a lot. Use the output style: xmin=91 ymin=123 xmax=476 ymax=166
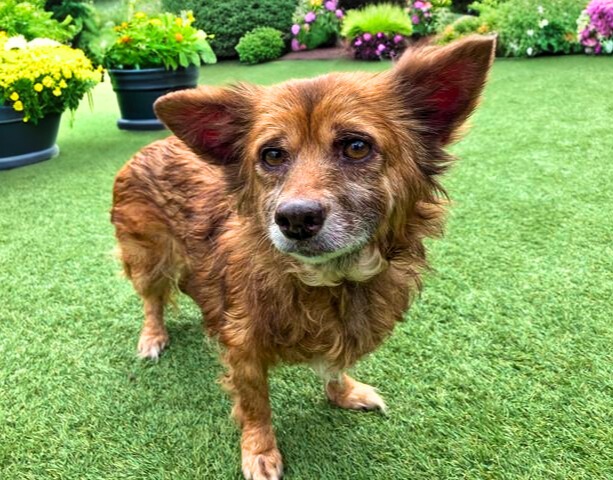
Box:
xmin=274 ymin=199 xmax=326 ymax=241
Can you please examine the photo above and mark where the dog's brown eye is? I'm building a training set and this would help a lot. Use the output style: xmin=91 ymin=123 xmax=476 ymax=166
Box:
xmin=261 ymin=148 xmax=286 ymax=168
xmin=342 ymin=139 xmax=371 ymax=161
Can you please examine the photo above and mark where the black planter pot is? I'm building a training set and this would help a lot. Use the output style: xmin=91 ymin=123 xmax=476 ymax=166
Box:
xmin=108 ymin=65 xmax=199 ymax=131
xmin=0 ymin=107 xmax=61 ymax=170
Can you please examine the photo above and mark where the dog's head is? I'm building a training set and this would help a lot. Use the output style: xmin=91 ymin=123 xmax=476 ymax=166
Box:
xmin=155 ymin=36 xmax=495 ymax=267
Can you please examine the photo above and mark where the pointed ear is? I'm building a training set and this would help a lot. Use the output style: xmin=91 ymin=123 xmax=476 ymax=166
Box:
xmin=154 ymin=84 xmax=258 ymax=164
xmin=392 ymin=35 xmax=496 ymax=145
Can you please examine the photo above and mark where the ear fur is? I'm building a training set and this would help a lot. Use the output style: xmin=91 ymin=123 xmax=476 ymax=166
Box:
xmin=392 ymin=35 xmax=496 ymax=145
xmin=154 ymin=84 xmax=259 ymax=164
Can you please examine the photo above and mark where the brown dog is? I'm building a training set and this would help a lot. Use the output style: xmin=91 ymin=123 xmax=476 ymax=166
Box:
xmin=111 ymin=36 xmax=495 ymax=479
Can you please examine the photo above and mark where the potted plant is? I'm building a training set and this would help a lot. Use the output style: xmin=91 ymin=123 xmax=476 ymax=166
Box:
xmin=0 ymin=33 xmax=102 ymax=170
xmin=102 ymin=10 xmax=216 ymax=131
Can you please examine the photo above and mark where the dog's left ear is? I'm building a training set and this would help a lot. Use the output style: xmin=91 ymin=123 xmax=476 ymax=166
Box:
xmin=392 ymin=35 xmax=496 ymax=146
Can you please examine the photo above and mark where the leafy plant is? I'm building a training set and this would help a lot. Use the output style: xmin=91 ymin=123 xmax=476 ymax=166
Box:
xmin=0 ymin=32 xmax=102 ymax=124
xmin=0 ymin=0 xmax=77 ymax=42
xmin=290 ymin=0 xmax=344 ymax=51
xmin=341 ymin=3 xmax=413 ymax=37
xmin=236 ymin=27 xmax=285 ymax=63
xmin=162 ymin=0 xmax=297 ymax=58
xmin=577 ymin=0 xmax=613 ymax=54
xmin=102 ymin=10 xmax=216 ymax=70
xmin=436 ymin=13 xmax=493 ymax=44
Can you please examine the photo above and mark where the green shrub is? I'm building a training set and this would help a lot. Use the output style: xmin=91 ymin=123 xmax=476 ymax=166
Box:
xmin=0 ymin=0 xmax=76 ymax=42
xmin=341 ymin=3 xmax=413 ymax=38
xmin=236 ymin=27 xmax=285 ymax=64
xmin=483 ymin=0 xmax=583 ymax=56
xmin=162 ymin=0 xmax=297 ymax=58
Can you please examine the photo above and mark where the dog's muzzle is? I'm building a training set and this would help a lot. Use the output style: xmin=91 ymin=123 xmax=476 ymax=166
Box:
xmin=274 ymin=199 xmax=326 ymax=241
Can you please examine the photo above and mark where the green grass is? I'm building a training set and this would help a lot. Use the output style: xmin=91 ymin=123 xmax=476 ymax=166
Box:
xmin=1 ymin=56 xmax=612 ymax=479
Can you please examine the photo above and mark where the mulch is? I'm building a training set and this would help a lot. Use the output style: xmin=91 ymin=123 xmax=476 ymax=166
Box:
xmin=280 ymin=46 xmax=353 ymax=61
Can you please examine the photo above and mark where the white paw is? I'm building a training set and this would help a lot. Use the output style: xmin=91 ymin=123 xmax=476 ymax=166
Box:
xmin=137 ymin=332 xmax=169 ymax=360
xmin=327 ymin=379 xmax=387 ymax=414
xmin=242 ymin=448 xmax=283 ymax=480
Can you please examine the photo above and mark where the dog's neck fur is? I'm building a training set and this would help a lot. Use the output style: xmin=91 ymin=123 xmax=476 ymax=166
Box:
xmin=289 ymin=243 xmax=388 ymax=287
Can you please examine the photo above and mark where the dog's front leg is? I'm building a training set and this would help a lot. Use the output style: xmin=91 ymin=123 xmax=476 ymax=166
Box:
xmin=224 ymin=349 xmax=282 ymax=480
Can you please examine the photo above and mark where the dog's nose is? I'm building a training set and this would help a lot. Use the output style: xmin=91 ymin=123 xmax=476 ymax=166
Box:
xmin=275 ymin=200 xmax=326 ymax=241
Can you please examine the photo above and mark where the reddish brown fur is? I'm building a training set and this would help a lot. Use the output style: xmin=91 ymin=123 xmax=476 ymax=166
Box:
xmin=111 ymin=36 xmax=495 ymax=479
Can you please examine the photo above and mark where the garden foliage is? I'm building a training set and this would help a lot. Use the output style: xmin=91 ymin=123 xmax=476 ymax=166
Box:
xmin=162 ymin=0 xmax=297 ymax=58
xmin=102 ymin=10 xmax=216 ymax=70
xmin=407 ymin=0 xmax=451 ymax=36
xmin=577 ymin=0 xmax=613 ymax=54
xmin=236 ymin=27 xmax=285 ymax=64
xmin=0 ymin=32 xmax=101 ymax=124
xmin=341 ymin=3 xmax=412 ymax=59
xmin=290 ymin=0 xmax=344 ymax=51
xmin=0 ymin=0 xmax=77 ymax=43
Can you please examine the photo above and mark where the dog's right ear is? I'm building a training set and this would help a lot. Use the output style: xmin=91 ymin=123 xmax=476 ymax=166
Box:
xmin=154 ymin=84 xmax=257 ymax=165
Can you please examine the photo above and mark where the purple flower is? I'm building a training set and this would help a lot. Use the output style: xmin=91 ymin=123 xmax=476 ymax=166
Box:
xmin=291 ymin=24 xmax=300 ymax=35
xmin=335 ymin=9 xmax=344 ymax=18
xmin=354 ymin=39 xmax=363 ymax=46
xmin=414 ymin=1 xmax=424 ymax=8
xmin=412 ymin=15 xmax=420 ymax=24
xmin=377 ymin=44 xmax=386 ymax=53
xmin=393 ymin=34 xmax=403 ymax=44
xmin=325 ymin=0 xmax=337 ymax=11
xmin=304 ymin=11 xmax=316 ymax=23
xmin=291 ymin=38 xmax=301 ymax=51
xmin=363 ymin=33 xmax=372 ymax=41
xmin=376 ymin=32 xmax=384 ymax=38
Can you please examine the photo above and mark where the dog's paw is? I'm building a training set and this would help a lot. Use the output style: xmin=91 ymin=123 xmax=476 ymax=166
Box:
xmin=242 ymin=447 xmax=283 ymax=480
xmin=137 ymin=331 xmax=169 ymax=360
xmin=326 ymin=378 xmax=387 ymax=413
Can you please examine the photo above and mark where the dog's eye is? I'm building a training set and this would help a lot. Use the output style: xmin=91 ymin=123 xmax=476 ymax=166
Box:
xmin=342 ymin=139 xmax=372 ymax=161
xmin=261 ymin=148 xmax=287 ymax=168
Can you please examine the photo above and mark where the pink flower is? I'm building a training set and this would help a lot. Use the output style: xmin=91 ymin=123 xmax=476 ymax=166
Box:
xmin=377 ymin=44 xmax=386 ymax=53
xmin=412 ymin=15 xmax=420 ymax=24
xmin=363 ymin=33 xmax=372 ymax=41
xmin=335 ymin=9 xmax=344 ymax=18
xmin=393 ymin=34 xmax=403 ymax=43
xmin=291 ymin=24 xmax=300 ymax=35
xmin=325 ymin=0 xmax=337 ymax=11
xmin=304 ymin=11 xmax=316 ymax=23
xmin=291 ymin=38 xmax=301 ymax=51
xmin=414 ymin=1 xmax=424 ymax=8
xmin=354 ymin=39 xmax=363 ymax=46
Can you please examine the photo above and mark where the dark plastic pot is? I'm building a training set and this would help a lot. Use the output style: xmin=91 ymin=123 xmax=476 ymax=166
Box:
xmin=108 ymin=65 xmax=199 ymax=131
xmin=0 ymin=107 xmax=61 ymax=170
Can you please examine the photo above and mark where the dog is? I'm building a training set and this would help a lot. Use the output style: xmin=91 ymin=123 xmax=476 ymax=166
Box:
xmin=111 ymin=35 xmax=495 ymax=479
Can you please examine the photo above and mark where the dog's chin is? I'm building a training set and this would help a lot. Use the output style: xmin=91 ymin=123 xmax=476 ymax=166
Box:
xmin=268 ymin=226 xmax=366 ymax=265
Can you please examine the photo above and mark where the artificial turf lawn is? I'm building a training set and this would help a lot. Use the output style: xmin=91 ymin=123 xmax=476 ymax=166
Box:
xmin=1 ymin=56 xmax=612 ymax=479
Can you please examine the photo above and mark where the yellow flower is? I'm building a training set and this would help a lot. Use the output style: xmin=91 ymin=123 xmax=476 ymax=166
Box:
xmin=310 ymin=0 xmax=323 ymax=6
xmin=52 ymin=88 xmax=62 ymax=96
xmin=34 ymin=83 xmax=43 ymax=92
xmin=175 ymin=33 xmax=184 ymax=42
xmin=187 ymin=11 xmax=195 ymax=23
xmin=23 ymin=116 xmax=29 ymax=123
xmin=134 ymin=12 xmax=146 ymax=19
xmin=13 ymin=100 xmax=24 ymax=111
xmin=42 ymin=76 xmax=54 ymax=88
xmin=59 ymin=79 xmax=67 ymax=88
xmin=149 ymin=19 xmax=162 ymax=26
xmin=175 ymin=17 xmax=183 ymax=26
xmin=477 ymin=24 xmax=490 ymax=34
xmin=10 ymin=92 xmax=19 ymax=101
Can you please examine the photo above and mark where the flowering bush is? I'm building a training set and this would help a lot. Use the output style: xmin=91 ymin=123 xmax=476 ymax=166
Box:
xmin=341 ymin=4 xmax=413 ymax=60
xmin=577 ymin=0 xmax=613 ymax=54
xmin=290 ymin=0 xmax=344 ymax=51
xmin=0 ymin=0 xmax=77 ymax=43
xmin=437 ymin=14 xmax=492 ymax=44
xmin=407 ymin=0 xmax=452 ymax=37
xmin=0 ymin=32 xmax=102 ymax=124
xmin=102 ymin=10 xmax=216 ymax=70
xmin=472 ymin=0 xmax=583 ymax=57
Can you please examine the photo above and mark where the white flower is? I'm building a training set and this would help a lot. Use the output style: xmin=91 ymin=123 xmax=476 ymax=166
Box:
xmin=27 ymin=38 xmax=62 ymax=48
xmin=537 ymin=5 xmax=544 ymax=14
xmin=527 ymin=47 xmax=534 ymax=56
xmin=539 ymin=19 xmax=549 ymax=28
xmin=4 ymin=35 xmax=28 ymax=50
xmin=527 ymin=29 xmax=535 ymax=37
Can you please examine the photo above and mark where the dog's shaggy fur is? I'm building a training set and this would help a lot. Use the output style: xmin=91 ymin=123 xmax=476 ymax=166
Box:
xmin=111 ymin=36 xmax=495 ymax=479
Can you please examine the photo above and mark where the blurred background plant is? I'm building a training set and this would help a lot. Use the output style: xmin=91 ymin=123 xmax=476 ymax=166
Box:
xmin=577 ymin=0 xmax=613 ymax=54
xmin=341 ymin=3 xmax=413 ymax=59
xmin=407 ymin=0 xmax=452 ymax=36
xmin=162 ymin=0 xmax=297 ymax=59
xmin=0 ymin=0 xmax=77 ymax=43
xmin=290 ymin=0 xmax=344 ymax=51
xmin=236 ymin=27 xmax=285 ymax=63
